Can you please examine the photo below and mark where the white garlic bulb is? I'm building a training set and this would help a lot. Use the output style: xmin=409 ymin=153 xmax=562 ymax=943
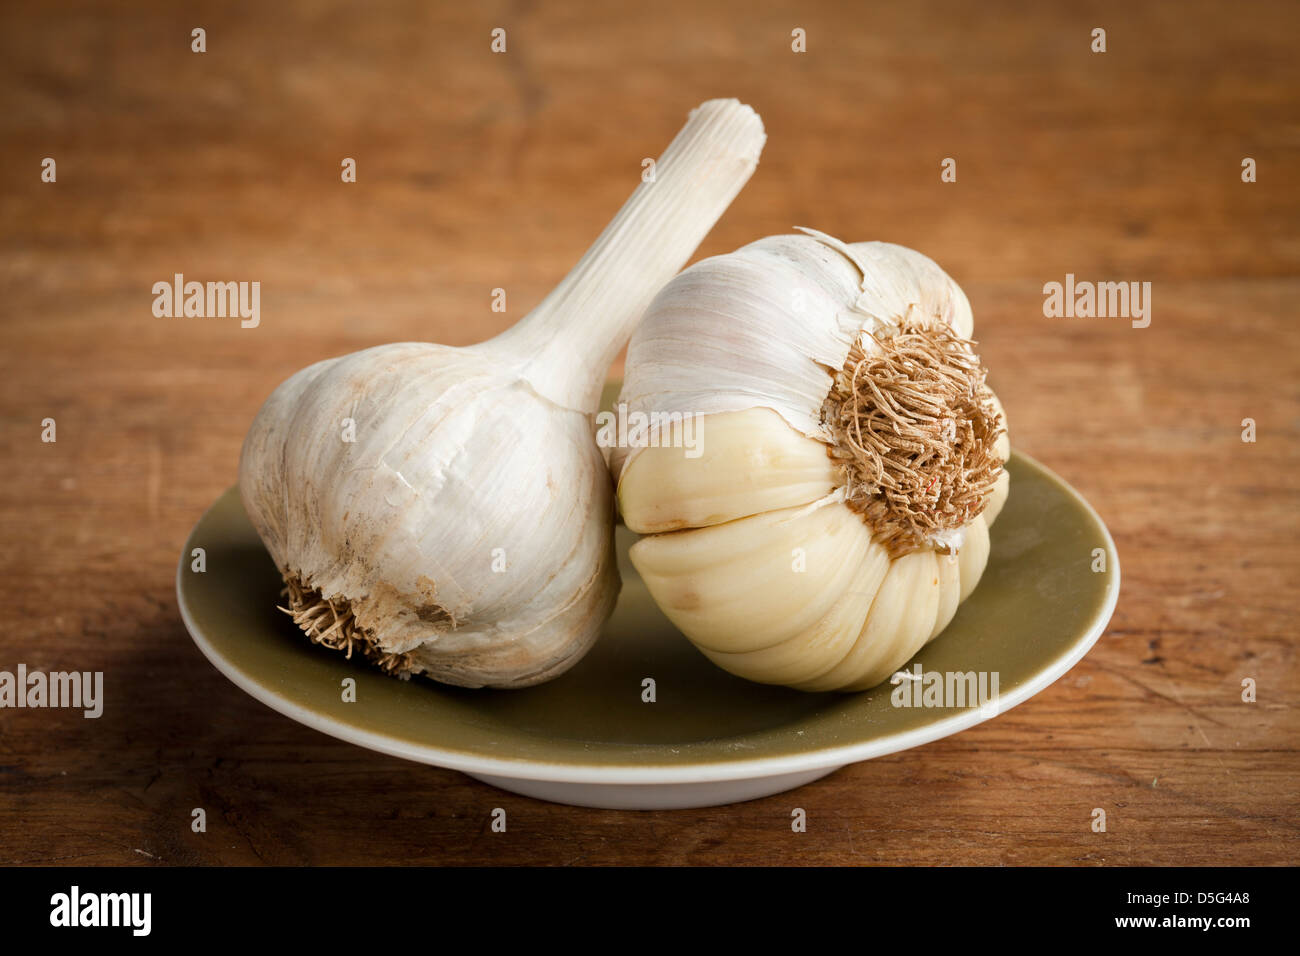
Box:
xmin=240 ymin=100 xmax=765 ymax=688
xmin=612 ymin=230 xmax=1008 ymax=692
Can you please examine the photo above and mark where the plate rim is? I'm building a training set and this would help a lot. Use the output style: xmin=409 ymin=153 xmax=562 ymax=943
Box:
xmin=178 ymin=450 xmax=1120 ymax=786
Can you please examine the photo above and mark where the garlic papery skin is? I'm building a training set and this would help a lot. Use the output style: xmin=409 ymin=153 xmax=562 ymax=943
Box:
xmin=239 ymin=99 xmax=765 ymax=689
xmin=613 ymin=230 xmax=1008 ymax=693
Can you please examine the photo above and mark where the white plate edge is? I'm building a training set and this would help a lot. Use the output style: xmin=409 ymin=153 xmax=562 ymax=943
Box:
xmin=177 ymin=458 xmax=1121 ymax=787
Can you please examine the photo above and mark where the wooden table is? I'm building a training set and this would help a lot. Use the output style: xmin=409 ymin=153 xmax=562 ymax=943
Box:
xmin=2 ymin=0 xmax=1296 ymax=866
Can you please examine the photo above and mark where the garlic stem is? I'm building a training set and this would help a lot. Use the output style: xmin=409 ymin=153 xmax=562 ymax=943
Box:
xmin=479 ymin=98 xmax=765 ymax=412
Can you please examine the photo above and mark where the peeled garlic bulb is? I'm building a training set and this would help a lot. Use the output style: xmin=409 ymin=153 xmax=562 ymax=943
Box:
xmin=239 ymin=100 xmax=765 ymax=688
xmin=613 ymin=230 xmax=1008 ymax=692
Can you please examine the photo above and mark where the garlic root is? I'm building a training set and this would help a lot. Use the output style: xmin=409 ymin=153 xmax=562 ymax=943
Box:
xmin=823 ymin=316 xmax=1004 ymax=557
xmin=278 ymin=574 xmax=416 ymax=678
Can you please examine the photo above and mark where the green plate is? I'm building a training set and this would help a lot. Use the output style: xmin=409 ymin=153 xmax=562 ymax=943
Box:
xmin=178 ymin=450 xmax=1119 ymax=809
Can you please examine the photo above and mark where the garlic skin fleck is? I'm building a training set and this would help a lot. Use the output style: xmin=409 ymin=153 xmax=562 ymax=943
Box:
xmin=612 ymin=230 xmax=1009 ymax=692
xmin=239 ymin=100 xmax=766 ymax=689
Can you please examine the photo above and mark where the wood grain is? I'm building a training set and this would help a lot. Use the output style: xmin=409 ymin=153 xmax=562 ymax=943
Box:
xmin=1 ymin=0 xmax=1296 ymax=865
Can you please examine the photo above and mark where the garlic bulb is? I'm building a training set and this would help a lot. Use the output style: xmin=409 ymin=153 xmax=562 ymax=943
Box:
xmin=239 ymin=99 xmax=765 ymax=688
xmin=612 ymin=230 xmax=1008 ymax=692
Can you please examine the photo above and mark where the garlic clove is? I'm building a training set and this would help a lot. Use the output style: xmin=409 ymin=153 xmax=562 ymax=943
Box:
xmin=695 ymin=539 xmax=890 ymax=685
xmin=927 ymin=548 xmax=964 ymax=642
xmin=794 ymin=549 xmax=942 ymax=693
xmin=990 ymin=392 xmax=1011 ymax=463
xmin=628 ymin=500 xmax=874 ymax=654
xmin=956 ymin=514 xmax=991 ymax=602
xmin=984 ymin=471 xmax=1011 ymax=526
xmin=617 ymin=407 xmax=837 ymax=534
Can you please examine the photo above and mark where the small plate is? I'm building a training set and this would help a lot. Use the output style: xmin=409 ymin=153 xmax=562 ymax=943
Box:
xmin=178 ymin=451 xmax=1119 ymax=810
